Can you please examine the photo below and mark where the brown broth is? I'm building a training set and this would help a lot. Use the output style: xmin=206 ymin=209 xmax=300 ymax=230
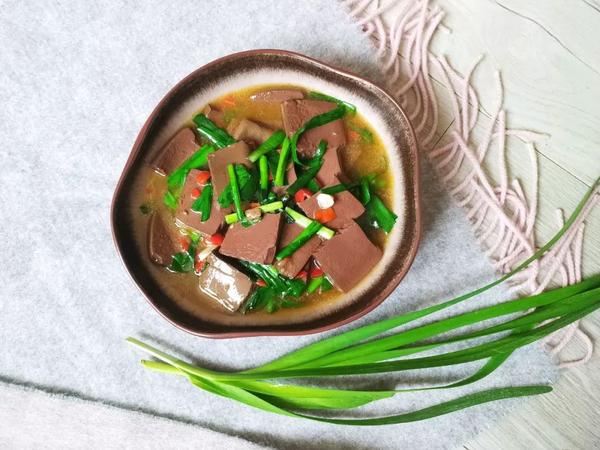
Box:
xmin=131 ymin=84 xmax=394 ymax=322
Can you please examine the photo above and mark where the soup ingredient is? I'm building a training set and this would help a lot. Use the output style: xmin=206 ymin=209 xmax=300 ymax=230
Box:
xmin=274 ymin=223 xmax=322 ymax=278
xmin=241 ymin=261 xmax=306 ymax=299
xmin=314 ymin=146 xmax=343 ymax=186
xmin=276 ymin=220 xmax=322 ymax=261
xmin=251 ymin=89 xmax=304 ymax=103
xmin=228 ymin=118 xmax=273 ymax=146
xmin=298 ymin=181 xmax=364 ymax=230
xmin=313 ymin=222 xmax=382 ymax=292
xmin=316 ymin=193 xmax=334 ymax=209
xmin=150 ymin=128 xmax=200 ymax=176
xmin=219 ymin=213 xmax=283 ymax=264
xmin=147 ymin=213 xmax=179 ymax=266
xmin=202 ymin=105 xmax=227 ymax=128
xmin=207 ymin=141 xmax=252 ymax=198
xmin=227 ymin=164 xmax=246 ymax=224
xmin=248 ymin=130 xmax=286 ymax=162
xmin=314 ymin=207 xmax=336 ymax=224
xmin=258 ymin=155 xmax=269 ymax=201
xmin=365 ymin=195 xmax=398 ymax=233
xmin=197 ymin=254 xmax=255 ymax=312
xmin=139 ymin=203 xmax=152 ymax=215
xmin=281 ymin=100 xmax=347 ymax=160
xmin=348 ymin=122 xmax=374 ymax=143
xmin=224 ymin=201 xmax=284 ymax=225
xmin=191 ymin=183 xmax=213 ymax=222
xmin=273 ymin=137 xmax=291 ymax=186
xmin=294 ymin=188 xmax=313 ymax=203
xmin=218 ymin=164 xmax=260 ymax=209
xmin=193 ymin=113 xmax=236 ymax=148
xmin=284 ymin=207 xmax=335 ymax=240
xmin=307 ymin=91 xmax=357 ymax=115
xmin=195 ymin=171 xmax=211 ymax=185
xmin=175 ymin=170 xmax=224 ymax=236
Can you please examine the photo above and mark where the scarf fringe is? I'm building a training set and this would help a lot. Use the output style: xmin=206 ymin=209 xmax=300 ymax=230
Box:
xmin=344 ymin=0 xmax=599 ymax=368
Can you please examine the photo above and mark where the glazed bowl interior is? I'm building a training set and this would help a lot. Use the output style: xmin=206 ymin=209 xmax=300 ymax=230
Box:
xmin=111 ymin=50 xmax=420 ymax=338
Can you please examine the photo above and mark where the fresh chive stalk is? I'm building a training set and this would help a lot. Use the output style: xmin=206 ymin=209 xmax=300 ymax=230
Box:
xmin=127 ymin=178 xmax=599 ymax=427
xmin=274 ymin=137 xmax=291 ymax=187
xmin=276 ymin=221 xmax=322 ymax=260
xmin=193 ymin=114 xmax=236 ymax=148
xmin=224 ymin=201 xmax=284 ymax=225
xmin=227 ymin=163 xmax=245 ymax=224
xmin=285 ymin=207 xmax=334 ymax=239
xmin=248 ymin=130 xmax=286 ymax=162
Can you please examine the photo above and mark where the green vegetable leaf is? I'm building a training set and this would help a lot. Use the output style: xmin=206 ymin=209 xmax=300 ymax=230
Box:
xmin=193 ymin=114 xmax=236 ymax=148
xmin=191 ymin=183 xmax=213 ymax=222
xmin=218 ymin=165 xmax=259 ymax=208
xmin=169 ymin=252 xmax=194 ymax=273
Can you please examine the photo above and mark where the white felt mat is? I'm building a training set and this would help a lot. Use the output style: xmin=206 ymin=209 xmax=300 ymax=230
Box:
xmin=0 ymin=0 xmax=556 ymax=449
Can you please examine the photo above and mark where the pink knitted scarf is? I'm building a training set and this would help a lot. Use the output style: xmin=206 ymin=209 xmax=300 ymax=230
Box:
xmin=344 ymin=0 xmax=599 ymax=368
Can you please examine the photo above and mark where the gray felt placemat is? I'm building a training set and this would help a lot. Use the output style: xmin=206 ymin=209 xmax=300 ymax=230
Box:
xmin=0 ymin=1 xmax=556 ymax=448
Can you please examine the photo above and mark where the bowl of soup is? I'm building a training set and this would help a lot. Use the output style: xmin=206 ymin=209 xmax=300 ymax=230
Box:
xmin=111 ymin=50 xmax=421 ymax=337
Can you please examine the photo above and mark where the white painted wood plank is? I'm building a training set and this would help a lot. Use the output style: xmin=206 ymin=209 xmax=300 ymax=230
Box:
xmin=427 ymin=0 xmax=600 ymax=185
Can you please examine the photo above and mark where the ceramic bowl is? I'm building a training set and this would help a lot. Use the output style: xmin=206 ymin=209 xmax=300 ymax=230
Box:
xmin=111 ymin=49 xmax=421 ymax=338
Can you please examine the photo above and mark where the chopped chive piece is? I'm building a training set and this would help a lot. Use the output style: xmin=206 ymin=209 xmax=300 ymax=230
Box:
xmin=240 ymin=261 xmax=305 ymax=298
xmin=163 ymin=145 xmax=216 ymax=209
xmin=320 ymin=181 xmax=359 ymax=195
xmin=193 ymin=114 xmax=236 ymax=148
xmin=248 ymin=130 xmax=286 ymax=162
xmin=274 ymin=137 xmax=291 ymax=186
xmin=290 ymin=105 xmax=346 ymax=165
xmin=224 ymin=201 xmax=284 ymax=224
xmin=307 ymin=91 xmax=357 ymax=115
xmin=163 ymin=190 xmax=178 ymax=210
xmin=348 ymin=122 xmax=374 ymax=142
xmin=218 ymin=165 xmax=259 ymax=208
xmin=287 ymin=140 xmax=327 ymax=196
xmin=284 ymin=207 xmax=334 ymax=240
xmin=276 ymin=220 xmax=322 ymax=260
xmin=139 ymin=203 xmax=152 ymax=215
xmin=306 ymin=178 xmax=320 ymax=193
xmin=306 ymin=276 xmax=324 ymax=294
xmin=169 ymin=252 xmax=194 ymax=272
xmin=259 ymin=155 xmax=269 ymax=199
xmin=321 ymin=276 xmax=333 ymax=292
xmin=191 ymin=183 xmax=213 ymax=222
xmin=227 ymin=163 xmax=246 ymax=224
xmin=359 ymin=177 xmax=371 ymax=205
xmin=365 ymin=195 xmax=397 ymax=233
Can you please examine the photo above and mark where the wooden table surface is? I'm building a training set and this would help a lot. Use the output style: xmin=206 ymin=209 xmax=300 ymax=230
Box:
xmin=376 ymin=1 xmax=600 ymax=448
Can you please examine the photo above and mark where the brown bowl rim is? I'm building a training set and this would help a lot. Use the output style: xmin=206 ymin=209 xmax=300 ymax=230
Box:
xmin=110 ymin=49 xmax=422 ymax=338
